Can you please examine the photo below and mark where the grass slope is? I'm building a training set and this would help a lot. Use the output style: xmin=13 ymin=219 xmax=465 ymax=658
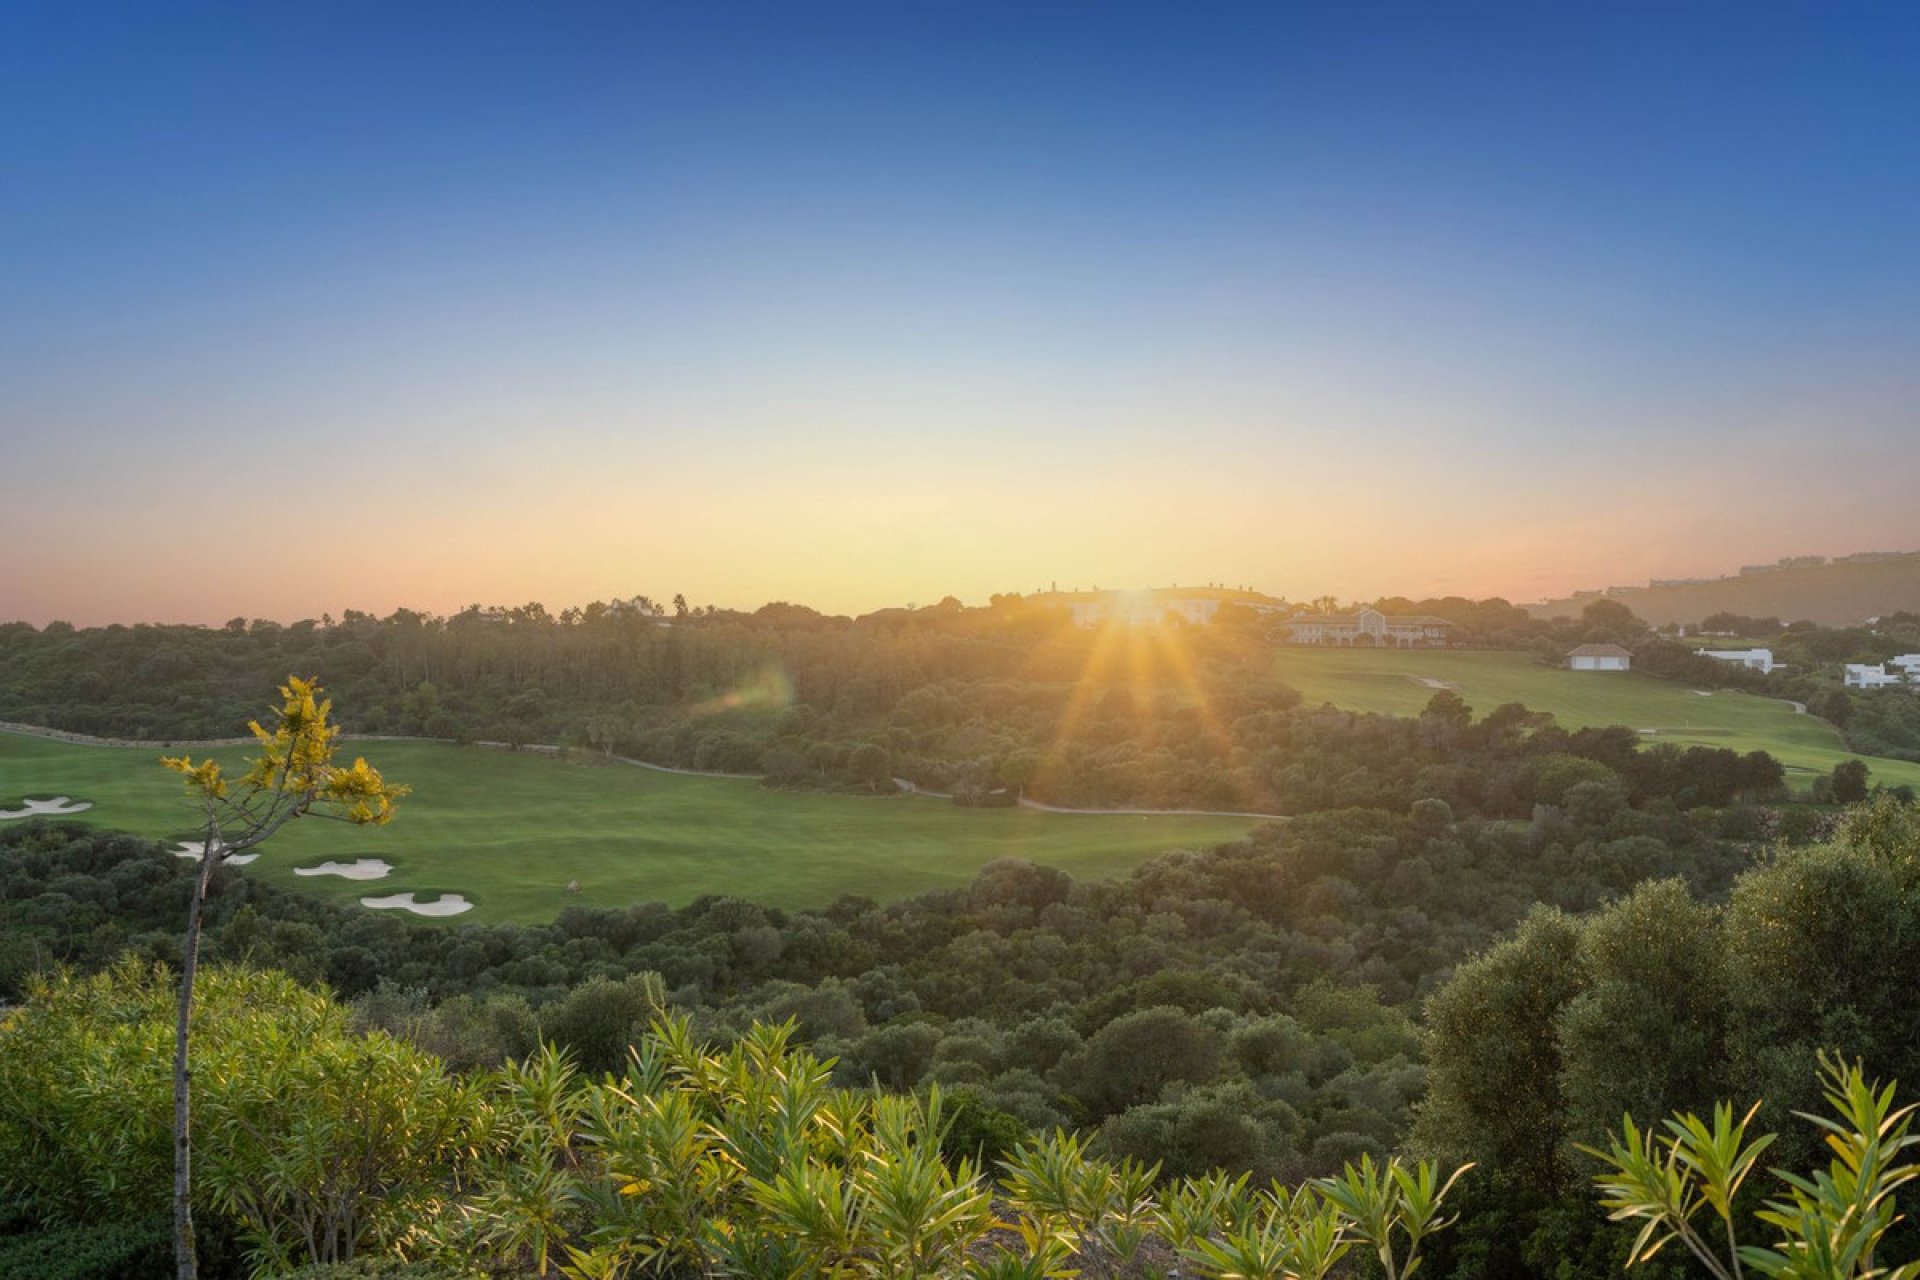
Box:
xmin=0 ymin=735 xmax=1261 ymax=923
xmin=1272 ymin=647 xmax=1920 ymax=790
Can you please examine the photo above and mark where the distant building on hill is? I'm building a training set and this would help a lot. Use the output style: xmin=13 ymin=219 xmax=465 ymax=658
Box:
xmin=1568 ymin=643 xmax=1633 ymax=671
xmin=1284 ymin=607 xmax=1453 ymax=648
xmin=1033 ymin=586 xmax=1287 ymax=628
xmin=1741 ymin=555 xmax=1828 ymax=576
xmin=1696 ymin=647 xmax=1782 ymax=674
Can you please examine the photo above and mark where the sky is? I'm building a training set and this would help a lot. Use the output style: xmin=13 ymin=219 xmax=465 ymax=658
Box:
xmin=3 ymin=2 xmax=1918 ymax=626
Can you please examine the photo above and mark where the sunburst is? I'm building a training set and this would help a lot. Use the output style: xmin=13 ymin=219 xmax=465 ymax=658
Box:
xmin=1034 ymin=606 xmax=1238 ymax=794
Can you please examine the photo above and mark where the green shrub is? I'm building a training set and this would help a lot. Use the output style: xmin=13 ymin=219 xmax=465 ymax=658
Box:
xmin=0 ymin=1211 xmax=171 ymax=1280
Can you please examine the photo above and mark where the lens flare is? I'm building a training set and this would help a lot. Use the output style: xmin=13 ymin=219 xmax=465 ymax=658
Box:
xmin=689 ymin=664 xmax=795 ymax=718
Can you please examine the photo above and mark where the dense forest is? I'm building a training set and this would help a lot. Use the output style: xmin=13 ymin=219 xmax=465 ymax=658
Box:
xmin=6 ymin=599 xmax=1920 ymax=1276
xmin=6 ymin=797 xmax=1920 ymax=1277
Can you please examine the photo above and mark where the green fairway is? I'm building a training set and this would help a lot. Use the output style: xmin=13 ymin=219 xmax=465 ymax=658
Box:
xmin=1272 ymin=647 xmax=1920 ymax=790
xmin=0 ymin=735 xmax=1262 ymax=924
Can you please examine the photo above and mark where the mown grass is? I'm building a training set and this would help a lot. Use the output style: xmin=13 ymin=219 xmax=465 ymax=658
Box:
xmin=0 ymin=735 xmax=1262 ymax=923
xmin=1272 ymin=647 xmax=1920 ymax=789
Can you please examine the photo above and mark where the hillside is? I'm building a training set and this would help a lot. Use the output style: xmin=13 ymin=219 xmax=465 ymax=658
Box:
xmin=1270 ymin=647 xmax=1920 ymax=790
xmin=1527 ymin=551 xmax=1920 ymax=626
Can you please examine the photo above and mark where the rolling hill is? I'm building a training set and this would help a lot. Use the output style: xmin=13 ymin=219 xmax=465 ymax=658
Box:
xmin=1527 ymin=551 xmax=1920 ymax=627
xmin=1270 ymin=647 xmax=1920 ymax=790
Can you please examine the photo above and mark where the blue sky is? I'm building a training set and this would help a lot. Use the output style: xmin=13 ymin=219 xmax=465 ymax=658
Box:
xmin=3 ymin=2 xmax=1917 ymax=623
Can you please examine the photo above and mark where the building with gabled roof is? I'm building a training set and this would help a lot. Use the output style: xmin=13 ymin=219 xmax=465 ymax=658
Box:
xmin=1568 ymin=643 xmax=1633 ymax=671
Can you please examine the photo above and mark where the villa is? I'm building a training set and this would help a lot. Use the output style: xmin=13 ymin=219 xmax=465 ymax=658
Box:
xmin=1283 ymin=607 xmax=1453 ymax=648
xmin=1844 ymin=663 xmax=1908 ymax=690
xmin=1696 ymin=647 xmax=1783 ymax=674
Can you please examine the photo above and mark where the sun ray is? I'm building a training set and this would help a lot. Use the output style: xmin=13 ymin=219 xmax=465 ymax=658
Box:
xmin=1149 ymin=621 xmax=1238 ymax=766
xmin=1041 ymin=615 xmax=1131 ymax=785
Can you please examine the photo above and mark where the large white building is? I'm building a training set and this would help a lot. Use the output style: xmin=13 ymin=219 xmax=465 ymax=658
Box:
xmin=1696 ymin=647 xmax=1782 ymax=675
xmin=1844 ymin=663 xmax=1908 ymax=690
xmin=1284 ymin=607 xmax=1453 ymax=648
xmin=1568 ymin=643 xmax=1633 ymax=671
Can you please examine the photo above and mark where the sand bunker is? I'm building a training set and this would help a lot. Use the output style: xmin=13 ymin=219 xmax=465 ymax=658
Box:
xmin=1413 ymin=677 xmax=1460 ymax=691
xmin=360 ymin=892 xmax=473 ymax=917
xmin=295 ymin=858 xmax=393 ymax=881
xmin=1 ymin=796 xmax=94 ymax=819
xmin=171 ymin=840 xmax=260 ymax=866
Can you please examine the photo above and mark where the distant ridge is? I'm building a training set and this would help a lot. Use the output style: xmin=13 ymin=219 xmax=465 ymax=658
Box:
xmin=1528 ymin=551 xmax=1920 ymax=627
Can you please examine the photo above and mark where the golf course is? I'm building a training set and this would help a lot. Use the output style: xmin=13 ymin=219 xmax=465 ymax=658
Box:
xmin=0 ymin=733 xmax=1265 ymax=924
xmin=6 ymin=650 xmax=1916 ymax=926
xmin=1272 ymin=647 xmax=1920 ymax=789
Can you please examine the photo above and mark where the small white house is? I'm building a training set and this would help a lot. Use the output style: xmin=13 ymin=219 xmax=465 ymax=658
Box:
xmin=1844 ymin=663 xmax=1907 ymax=690
xmin=1568 ymin=643 xmax=1633 ymax=671
xmin=1890 ymin=654 xmax=1920 ymax=677
xmin=1696 ymin=647 xmax=1781 ymax=675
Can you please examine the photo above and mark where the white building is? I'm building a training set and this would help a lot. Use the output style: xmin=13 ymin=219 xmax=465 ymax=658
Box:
xmin=1568 ymin=644 xmax=1633 ymax=671
xmin=1890 ymin=654 xmax=1920 ymax=677
xmin=1844 ymin=663 xmax=1907 ymax=690
xmin=1696 ymin=647 xmax=1782 ymax=675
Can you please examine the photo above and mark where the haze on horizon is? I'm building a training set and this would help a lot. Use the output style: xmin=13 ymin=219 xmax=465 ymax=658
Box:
xmin=3 ymin=2 xmax=1918 ymax=629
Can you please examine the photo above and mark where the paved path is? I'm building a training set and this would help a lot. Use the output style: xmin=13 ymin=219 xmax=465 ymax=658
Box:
xmin=607 ymin=753 xmax=760 ymax=780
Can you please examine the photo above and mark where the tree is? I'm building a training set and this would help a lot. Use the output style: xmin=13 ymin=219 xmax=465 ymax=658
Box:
xmin=997 ymin=749 xmax=1044 ymax=800
xmin=849 ymin=742 xmax=893 ymax=792
xmin=1831 ymin=758 xmax=1871 ymax=804
xmin=160 ymin=677 xmax=405 ymax=1280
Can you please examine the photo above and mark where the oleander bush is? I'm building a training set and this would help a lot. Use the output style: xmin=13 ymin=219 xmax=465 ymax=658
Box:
xmin=0 ymin=967 xmax=1470 ymax=1278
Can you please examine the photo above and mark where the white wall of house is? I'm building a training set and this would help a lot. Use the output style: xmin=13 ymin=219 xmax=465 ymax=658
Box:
xmin=1571 ymin=654 xmax=1631 ymax=671
xmin=1845 ymin=663 xmax=1906 ymax=689
xmin=1697 ymin=648 xmax=1778 ymax=674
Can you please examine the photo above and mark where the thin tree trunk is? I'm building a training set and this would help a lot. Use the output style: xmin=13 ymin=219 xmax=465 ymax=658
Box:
xmin=174 ymin=819 xmax=221 ymax=1280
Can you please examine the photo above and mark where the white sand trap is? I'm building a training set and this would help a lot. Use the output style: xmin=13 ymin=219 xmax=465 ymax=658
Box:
xmin=1413 ymin=677 xmax=1460 ymax=691
xmin=1691 ymin=690 xmax=1715 ymax=697
xmin=295 ymin=858 xmax=393 ymax=881
xmin=171 ymin=840 xmax=260 ymax=866
xmin=360 ymin=892 xmax=473 ymax=917
xmin=1 ymin=796 xmax=94 ymax=819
